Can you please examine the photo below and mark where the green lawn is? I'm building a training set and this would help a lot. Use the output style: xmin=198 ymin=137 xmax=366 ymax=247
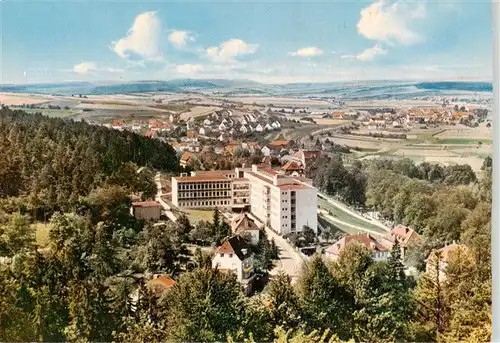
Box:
xmin=317 ymin=197 xmax=385 ymax=233
xmin=179 ymin=209 xmax=214 ymax=225
xmin=25 ymin=109 xmax=74 ymax=118
xmin=435 ymin=138 xmax=492 ymax=145
xmin=33 ymin=223 xmax=51 ymax=247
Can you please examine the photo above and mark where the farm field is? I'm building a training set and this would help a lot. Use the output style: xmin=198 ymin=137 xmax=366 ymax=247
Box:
xmin=24 ymin=108 xmax=75 ymax=118
xmin=180 ymin=106 xmax=221 ymax=121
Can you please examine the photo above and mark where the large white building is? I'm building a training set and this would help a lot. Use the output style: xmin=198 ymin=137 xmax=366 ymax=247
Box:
xmin=171 ymin=165 xmax=317 ymax=235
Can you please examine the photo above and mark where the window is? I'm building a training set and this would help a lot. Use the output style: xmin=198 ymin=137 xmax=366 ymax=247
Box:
xmin=220 ymin=253 xmax=224 ymax=257
xmin=229 ymin=254 xmax=233 ymax=258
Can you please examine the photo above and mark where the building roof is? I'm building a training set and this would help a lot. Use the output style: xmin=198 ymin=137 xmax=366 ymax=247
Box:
xmin=390 ymin=225 xmax=421 ymax=246
xmin=326 ymin=234 xmax=388 ymax=257
xmin=174 ymin=175 xmax=231 ymax=182
xmin=278 ymin=183 xmax=309 ymax=190
xmin=282 ymin=160 xmax=303 ymax=172
xmin=180 ymin=151 xmax=195 ymax=164
xmin=132 ymin=201 xmax=161 ymax=208
xmin=232 ymin=213 xmax=259 ymax=233
xmin=428 ymin=242 xmax=468 ymax=263
xmin=146 ymin=275 xmax=176 ymax=293
xmin=214 ymin=235 xmax=253 ymax=261
xmin=270 ymin=140 xmax=289 ymax=147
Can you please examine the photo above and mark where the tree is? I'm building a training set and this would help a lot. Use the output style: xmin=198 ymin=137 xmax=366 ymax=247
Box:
xmin=0 ymin=213 xmax=35 ymax=256
xmin=301 ymin=225 xmax=316 ymax=246
xmin=265 ymin=271 xmax=302 ymax=331
xmin=163 ymin=267 xmax=245 ymax=342
xmin=297 ymin=255 xmax=354 ymax=339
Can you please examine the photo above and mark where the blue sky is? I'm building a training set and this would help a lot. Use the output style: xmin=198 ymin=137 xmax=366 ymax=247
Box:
xmin=1 ymin=0 xmax=493 ymax=84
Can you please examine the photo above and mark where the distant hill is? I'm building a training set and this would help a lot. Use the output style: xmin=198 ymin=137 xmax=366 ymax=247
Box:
xmin=0 ymin=79 xmax=492 ymax=97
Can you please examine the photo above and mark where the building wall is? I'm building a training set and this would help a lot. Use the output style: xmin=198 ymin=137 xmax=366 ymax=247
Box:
xmin=211 ymin=253 xmax=254 ymax=282
xmin=294 ymin=187 xmax=318 ymax=234
xmin=172 ymin=178 xmax=179 ymax=205
xmin=172 ymin=178 xmax=232 ymax=210
xmin=133 ymin=206 xmax=161 ymax=221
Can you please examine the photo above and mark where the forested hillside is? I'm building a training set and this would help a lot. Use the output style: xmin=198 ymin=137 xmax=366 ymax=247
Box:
xmin=0 ymin=107 xmax=178 ymax=216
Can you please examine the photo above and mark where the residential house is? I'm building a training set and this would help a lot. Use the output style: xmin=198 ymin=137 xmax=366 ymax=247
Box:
xmin=199 ymin=127 xmax=210 ymax=136
xmin=254 ymin=124 xmax=264 ymax=132
xmin=261 ymin=146 xmax=272 ymax=156
xmin=186 ymin=131 xmax=198 ymax=142
xmin=425 ymin=242 xmax=469 ymax=281
xmin=231 ymin=213 xmax=260 ymax=245
xmin=169 ymin=114 xmax=175 ymax=123
xmin=379 ymin=225 xmax=421 ymax=260
xmin=180 ymin=151 xmax=196 ymax=168
xmin=218 ymin=133 xmax=229 ymax=142
xmin=324 ymin=234 xmax=389 ymax=261
xmin=203 ymin=118 xmax=212 ymax=127
xmin=264 ymin=123 xmax=273 ymax=131
xmin=144 ymin=130 xmax=158 ymax=139
xmin=212 ymin=235 xmax=256 ymax=295
xmin=131 ymin=201 xmax=162 ymax=221
xmin=214 ymin=145 xmax=225 ymax=155
xmin=240 ymin=117 xmax=249 ymax=125
xmin=240 ymin=125 xmax=250 ymax=134
xmin=146 ymin=275 xmax=176 ymax=294
xmin=281 ymin=160 xmax=303 ymax=175
xmin=271 ymin=121 xmax=281 ymax=129
xmin=292 ymin=150 xmax=322 ymax=169
xmin=219 ymin=123 xmax=228 ymax=131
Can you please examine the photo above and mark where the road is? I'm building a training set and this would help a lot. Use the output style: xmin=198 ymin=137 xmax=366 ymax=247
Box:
xmin=318 ymin=192 xmax=390 ymax=232
xmin=154 ymin=173 xmax=177 ymax=222
xmin=265 ymin=227 xmax=305 ymax=284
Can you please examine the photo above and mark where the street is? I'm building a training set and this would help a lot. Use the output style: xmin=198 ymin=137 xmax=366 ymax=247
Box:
xmin=265 ymin=227 xmax=305 ymax=284
xmin=154 ymin=173 xmax=177 ymax=222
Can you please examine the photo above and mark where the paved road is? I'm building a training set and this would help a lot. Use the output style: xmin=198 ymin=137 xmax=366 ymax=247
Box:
xmin=265 ymin=227 xmax=305 ymax=284
xmin=154 ymin=173 xmax=177 ymax=222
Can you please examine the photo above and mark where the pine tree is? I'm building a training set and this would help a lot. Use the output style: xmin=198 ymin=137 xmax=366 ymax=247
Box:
xmin=265 ymin=270 xmax=302 ymax=331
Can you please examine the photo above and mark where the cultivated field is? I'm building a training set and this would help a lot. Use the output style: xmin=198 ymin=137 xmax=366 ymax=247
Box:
xmin=0 ymin=93 xmax=51 ymax=106
xmin=180 ymin=106 xmax=221 ymax=121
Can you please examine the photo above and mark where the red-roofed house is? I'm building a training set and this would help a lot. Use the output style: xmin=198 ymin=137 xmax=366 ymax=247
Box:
xmin=325 ymin=234 xmax=389 ymax=261
xmin=131 ymin=201 xmax=161 ymax=221
xmin=281 ymin=160 xmax=303 ymax=175
xmin=231 ymin=213 xmax=260 ymax=245
xmin=212 ymin=235 xmax=256 ymax=294
xmin=379 ymin=225 xmax=422 ymax=260
xmin=425 ymin=242 xmax=470 ymax=281
xmin=292 ymin=150 xmax=322 ymax=169
xmin=146 ymin=275 xmax=176 ymax=294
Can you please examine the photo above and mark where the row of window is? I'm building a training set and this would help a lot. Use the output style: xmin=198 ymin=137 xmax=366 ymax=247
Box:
xmin=179 ymin=200 xmax=231 ymax=207
xmin=178 ymin=182 xmax=230 ymax=190
xmin=179 ymin=191 xmax=229 ymax=198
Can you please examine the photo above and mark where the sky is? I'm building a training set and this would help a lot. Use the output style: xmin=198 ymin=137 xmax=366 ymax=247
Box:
xmin=0 ymin=0 xmax=493 ymax=84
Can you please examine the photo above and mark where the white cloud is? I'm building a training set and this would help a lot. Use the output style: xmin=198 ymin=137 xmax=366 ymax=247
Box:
xmin=73 ymin=62 xmax=124 ymax=74
xmin=289 ymin=47 xmax=324 ymax=57
xmin=73 ymin=62 xmax=99 ymax=74
xmin=342 ymin=44 xmax=388 ymax=61
xmin=111 ymin=11 xmax=162 ymax=61
xmin=175 ymin=64 xmax=204 ymax=74
xmin=168 ymin=30 xmax=195 ymax=48
xmin=357 ymin=1 xmax=426 ymax=45
xmin=206 ymin=39 xmax=258 ymax=62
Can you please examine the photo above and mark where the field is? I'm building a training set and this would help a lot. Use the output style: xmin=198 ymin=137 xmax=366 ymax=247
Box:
xmin=0 ymin=93 xmax=51 ymax=106
xmin=24 ymin=108 xmax=74 ymax=118
xmin=180 ymin=106 xmax=221 ymax=121
xmin=434 ymin=138 xmax=492 ymax=145
xmin=179 ymin=209 xmax=214 ymax=224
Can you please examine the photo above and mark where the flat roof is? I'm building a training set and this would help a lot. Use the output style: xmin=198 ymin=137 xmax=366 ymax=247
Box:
xmin=278 ymin=183 xmax=310 ymax=190
xmin=132 ymin=201 xmax=161 ymax=207
xmin=174 ymin=176 xmax=232 ymax=182
xmin=245 ymin=172 xmax=273 ymax=185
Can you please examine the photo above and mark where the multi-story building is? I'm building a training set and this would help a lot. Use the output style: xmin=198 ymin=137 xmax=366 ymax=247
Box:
xmin=131 ymin=201 xmax=162 ymax=221
xmin=245 ymin=165 xmax=317 ymax=235
xmin=171 ymin=169 xmax=249 ymax=211
xmin=171 ymin=165 xmax=317 ymax=235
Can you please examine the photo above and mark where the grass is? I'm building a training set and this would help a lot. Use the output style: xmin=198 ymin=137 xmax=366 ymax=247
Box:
xmin=317 ymin=197 xmax=385 ymax=233
xmin=180 ymin=209 xmax=214 ymax=224
xmin=25 ymin=108 xmax=74 ymax=118
xmin=33 ymin=223 xmax=51 ymax=247
xmin=435 ymin=138 xmax=492 ymax=145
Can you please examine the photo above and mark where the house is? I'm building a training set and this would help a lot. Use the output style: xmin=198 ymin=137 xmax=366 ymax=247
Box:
xmin=199 ymin=127 xmax=210 ymax=136
xmin=271 ymin=121 xmax=281 ymax=129
xmin=281 ymin=160 xmax=303 ymax=174
xmin=131 ymin=201 xmax=162 ymax=221
xmin=425 ymin=242 xmax=470 ymax=281
xmin=212 ymin=235 xmax=256 ymax=295
xmin=218 ymin=133 xmax=229 ymax=142
xmin=219 ymin=123 xmax=228 ymax=131
xmin=186 ymin=131 xmax=198 ymax=141
xmin=231 ymin=213 xmax=260 ymax=245
xmin=332 ymin=111 xmax=344 ymax=119
xmin=111 ymin=120 xmax=123 ymax=130
xmin=264 ymin=123 xmax=273 ymax=131
xmin=379 ymin=225 xmax=421 ymax=260
xmin=214 ymin=145 xmax=225 ymax=155
xmin=254 ymin=124 xmax=264 ymax=132
xmin=144 ymin=130 xmax=158 ymax=139
xmin=261 ymin=146 xmax=272 ymax=156
xmin=180 ymin=151 xmax=196 ymax=167
xmin=146 ymin=275 xmax=176 ymax=294
xmin=169 ymin=114 xmax=175 ymax=123
xmin=240 ymin=125 xmax=249 ymax=134
xmin=240 ymin=117 xmax=249 ymax=125
xmin=292 ymin=150 xmax=322 ymax=169
xmin=203 ymin=118 xmax=212 ymax=127
xmin=324 ymin=234 xmax=389 ymax=261
xmin=270 ymin=140 xmax=289 ymax=149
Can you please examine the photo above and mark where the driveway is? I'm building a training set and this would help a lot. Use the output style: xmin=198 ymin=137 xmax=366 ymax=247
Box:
xmin=154 ymin=173 xmax=177 ymax=222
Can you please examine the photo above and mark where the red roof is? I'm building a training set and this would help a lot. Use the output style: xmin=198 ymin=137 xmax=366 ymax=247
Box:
xmin=270 ymin=140 xmax=289 ymax=147
xmin=326 ymin=234 xmax=387 ymax=257
xmin=282 ymin=160 xmax=302 ymax=171
xmin=146 ymin=275 xmax=176 ymax=293
xmin=132 ymin=201 xmax=161 ymax=207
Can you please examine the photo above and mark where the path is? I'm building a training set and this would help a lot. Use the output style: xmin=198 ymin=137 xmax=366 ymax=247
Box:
xmin=318 ymin=192 xmax=390 ymax=232
xmin=154 ymin=173 xmax=177 ymax=222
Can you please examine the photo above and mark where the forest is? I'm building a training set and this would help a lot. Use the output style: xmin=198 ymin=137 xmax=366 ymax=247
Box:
xmin=0 ymin=107 xmax=492 ymax=342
